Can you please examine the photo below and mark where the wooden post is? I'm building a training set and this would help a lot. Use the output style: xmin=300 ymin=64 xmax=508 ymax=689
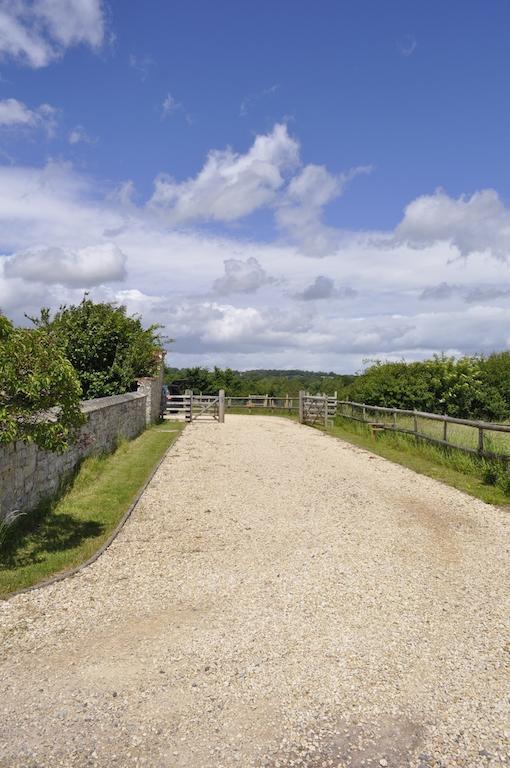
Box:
xmin=443 ymin=415 xmax=448 ymax=443
xmin=324 ymin=395 xmax=328 ymax=429
xmin=218 ymin=389 xmax=225 ymax=423
xmin=185 ymin=389 xmax=193 ymax=422
xmin=393 ymin=409 xmax=397 ymax=429
xmin=413 ymin=409 xmax=418 ymax=433
xmin=478 ymin=426 xmax=484 ymax=455
xmin=298 ymin=391 xmax=304 ymax=424
xmin=362 ymin=404 xmax=366 ymax=421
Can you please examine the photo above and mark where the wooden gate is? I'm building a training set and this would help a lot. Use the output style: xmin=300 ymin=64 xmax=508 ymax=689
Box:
xmin=165 ymin=390 xmax=225 ymax=423
xmin=190 ymin=391 xmax=225 ymax=422
xmin=299 ymin=392 xmax=337 ymax=427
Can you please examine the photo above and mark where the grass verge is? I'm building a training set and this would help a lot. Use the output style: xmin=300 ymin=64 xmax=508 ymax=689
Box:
xmin=326 ymin=417 xmax=510 ymax=506
xmin=0 ymin=421 xmax=184 ymax=598
xmin=226 ymin=406 xmax=298 ymax=419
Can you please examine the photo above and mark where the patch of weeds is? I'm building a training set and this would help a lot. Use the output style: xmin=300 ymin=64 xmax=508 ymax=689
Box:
xmin=481 ymin=462 xmax=499 ymax=486
xmin=496 ymin=469 xmax=510 ymax=495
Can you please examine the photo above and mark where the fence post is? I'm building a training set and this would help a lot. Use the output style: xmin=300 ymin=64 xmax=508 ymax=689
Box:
xmin=413 ymin=409 xmax=418 ymax=433
xmin=324 ymin=396 xmax=328 ymax=429
xmin=478 ymin=426 xmax=484 ymax=455
xmin=392 ymin=409 xmax=397 ymax=429
xmin=185 ymin=389 xmax=193 ymax=422
xmin=443 ymin=414 xmax=448 ymax=443
xmin=218 ymin=389 xmax=225 ymax=423
xmin=298 ymin=391 xmax=304 ymax=424
xmin=362 ymin=403 xmax=366 ymax=421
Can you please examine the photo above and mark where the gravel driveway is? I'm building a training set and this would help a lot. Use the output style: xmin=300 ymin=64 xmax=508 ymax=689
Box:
xmin=1 ymin=415 xmax=509 ymax=768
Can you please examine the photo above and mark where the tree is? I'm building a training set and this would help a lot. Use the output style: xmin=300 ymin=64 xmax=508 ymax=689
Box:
xmin=31 ymin=297 xmax=164 ymax=399
xmin=347 ymin=355 xmax=508 ymax=420
xmin=479 ymin=352 xmax=510 ymax=410
xmin=0 ymin=314 xmax=84 ymax=452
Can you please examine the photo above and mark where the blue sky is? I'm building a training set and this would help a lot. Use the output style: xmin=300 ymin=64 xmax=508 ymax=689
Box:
xmin=1 ymin=1 xmax=510 ymax=371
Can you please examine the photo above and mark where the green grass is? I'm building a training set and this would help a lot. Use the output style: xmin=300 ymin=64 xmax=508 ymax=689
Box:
xmin=325 ymin=417 xmax=510 ymax=506
xmin=0 ymin=422 xmax=184 ymax=598
xmin=226 ymin=406 xmax=299 ymax=419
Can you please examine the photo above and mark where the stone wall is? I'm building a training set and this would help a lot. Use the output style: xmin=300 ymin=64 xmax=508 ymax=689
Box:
xmin=0 ymin=392 xmax=147 ymax=520
xmin=137 ymin=359 xmax=165 ymax=426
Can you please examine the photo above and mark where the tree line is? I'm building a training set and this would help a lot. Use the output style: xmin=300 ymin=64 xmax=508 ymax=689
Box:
xmin=165 ymin=366 xmax=355 ymax=398
xmin=167 ymin=354 xmax=510 ymax=422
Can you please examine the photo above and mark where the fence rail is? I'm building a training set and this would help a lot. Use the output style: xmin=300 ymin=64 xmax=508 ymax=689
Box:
xmin=225 ymin=395 xmax=299 ymax=411
xmin=336 ymin=399 xmax=510 ymax=463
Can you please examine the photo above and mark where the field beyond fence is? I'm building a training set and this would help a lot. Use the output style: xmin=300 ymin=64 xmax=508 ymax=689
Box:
xmin=335 ymin=399 xmax=510 ymax=463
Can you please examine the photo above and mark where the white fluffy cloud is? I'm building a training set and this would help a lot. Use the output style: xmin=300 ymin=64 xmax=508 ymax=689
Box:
xmin=396 ymin=188 xmax=510 ymax=259
xmin=276 ymin=163 xmax=372 ymax=257
xmin=5 ymin=243 xmax=127 ymax=287
xmin=0 ymin=0 xmax=106 ymax=68
xmin=68 ymin=125 xmax=94 ymax=144
xmin=149 ymin=123 xmax=300 ymax=223
xmin=2 ymin=128 xmax=510 ymax=370
xmin=0 ymin=98 xmax=57 ymax=134
xmin=0 ymin=98 xmax=37 ymax=126
xmin=148 ymin=123 xmax=370 ymax=258
xmin=213 ymin=257 xmax=276 ymax=295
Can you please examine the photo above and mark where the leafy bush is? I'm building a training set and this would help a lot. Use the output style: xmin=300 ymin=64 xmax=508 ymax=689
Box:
xmin=347 ymin=355 xmax=508 ymax=420
xmin=0 ymin=314 xmax=84 ymax=451
xmin=31 ymin=298 xmax=163 ymax=399
xmin=479 ymin=352 xmax=510 ymax=408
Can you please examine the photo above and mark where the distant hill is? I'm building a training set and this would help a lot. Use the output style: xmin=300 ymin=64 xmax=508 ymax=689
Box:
xmin=238 ymin=368 xmax=354 ymax=381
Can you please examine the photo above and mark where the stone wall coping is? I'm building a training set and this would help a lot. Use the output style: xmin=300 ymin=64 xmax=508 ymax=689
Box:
xmin=81 ymin=391 xmax=147 ymax=414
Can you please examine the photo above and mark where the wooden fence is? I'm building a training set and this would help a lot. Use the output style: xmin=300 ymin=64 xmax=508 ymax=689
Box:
xmin=337 ymin=400 xmax=510 ymax=463
xmin=165 ymin=390 xmax=225 ymax=423
xmin=167 ymin=390 xmax=510 ymax=462
xmin=225 ymin=395 xmax=299 ymax=412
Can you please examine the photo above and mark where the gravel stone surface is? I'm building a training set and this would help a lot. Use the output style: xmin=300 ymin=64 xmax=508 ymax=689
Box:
xmin=0 ymin=415 xmax=509 ymax=768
